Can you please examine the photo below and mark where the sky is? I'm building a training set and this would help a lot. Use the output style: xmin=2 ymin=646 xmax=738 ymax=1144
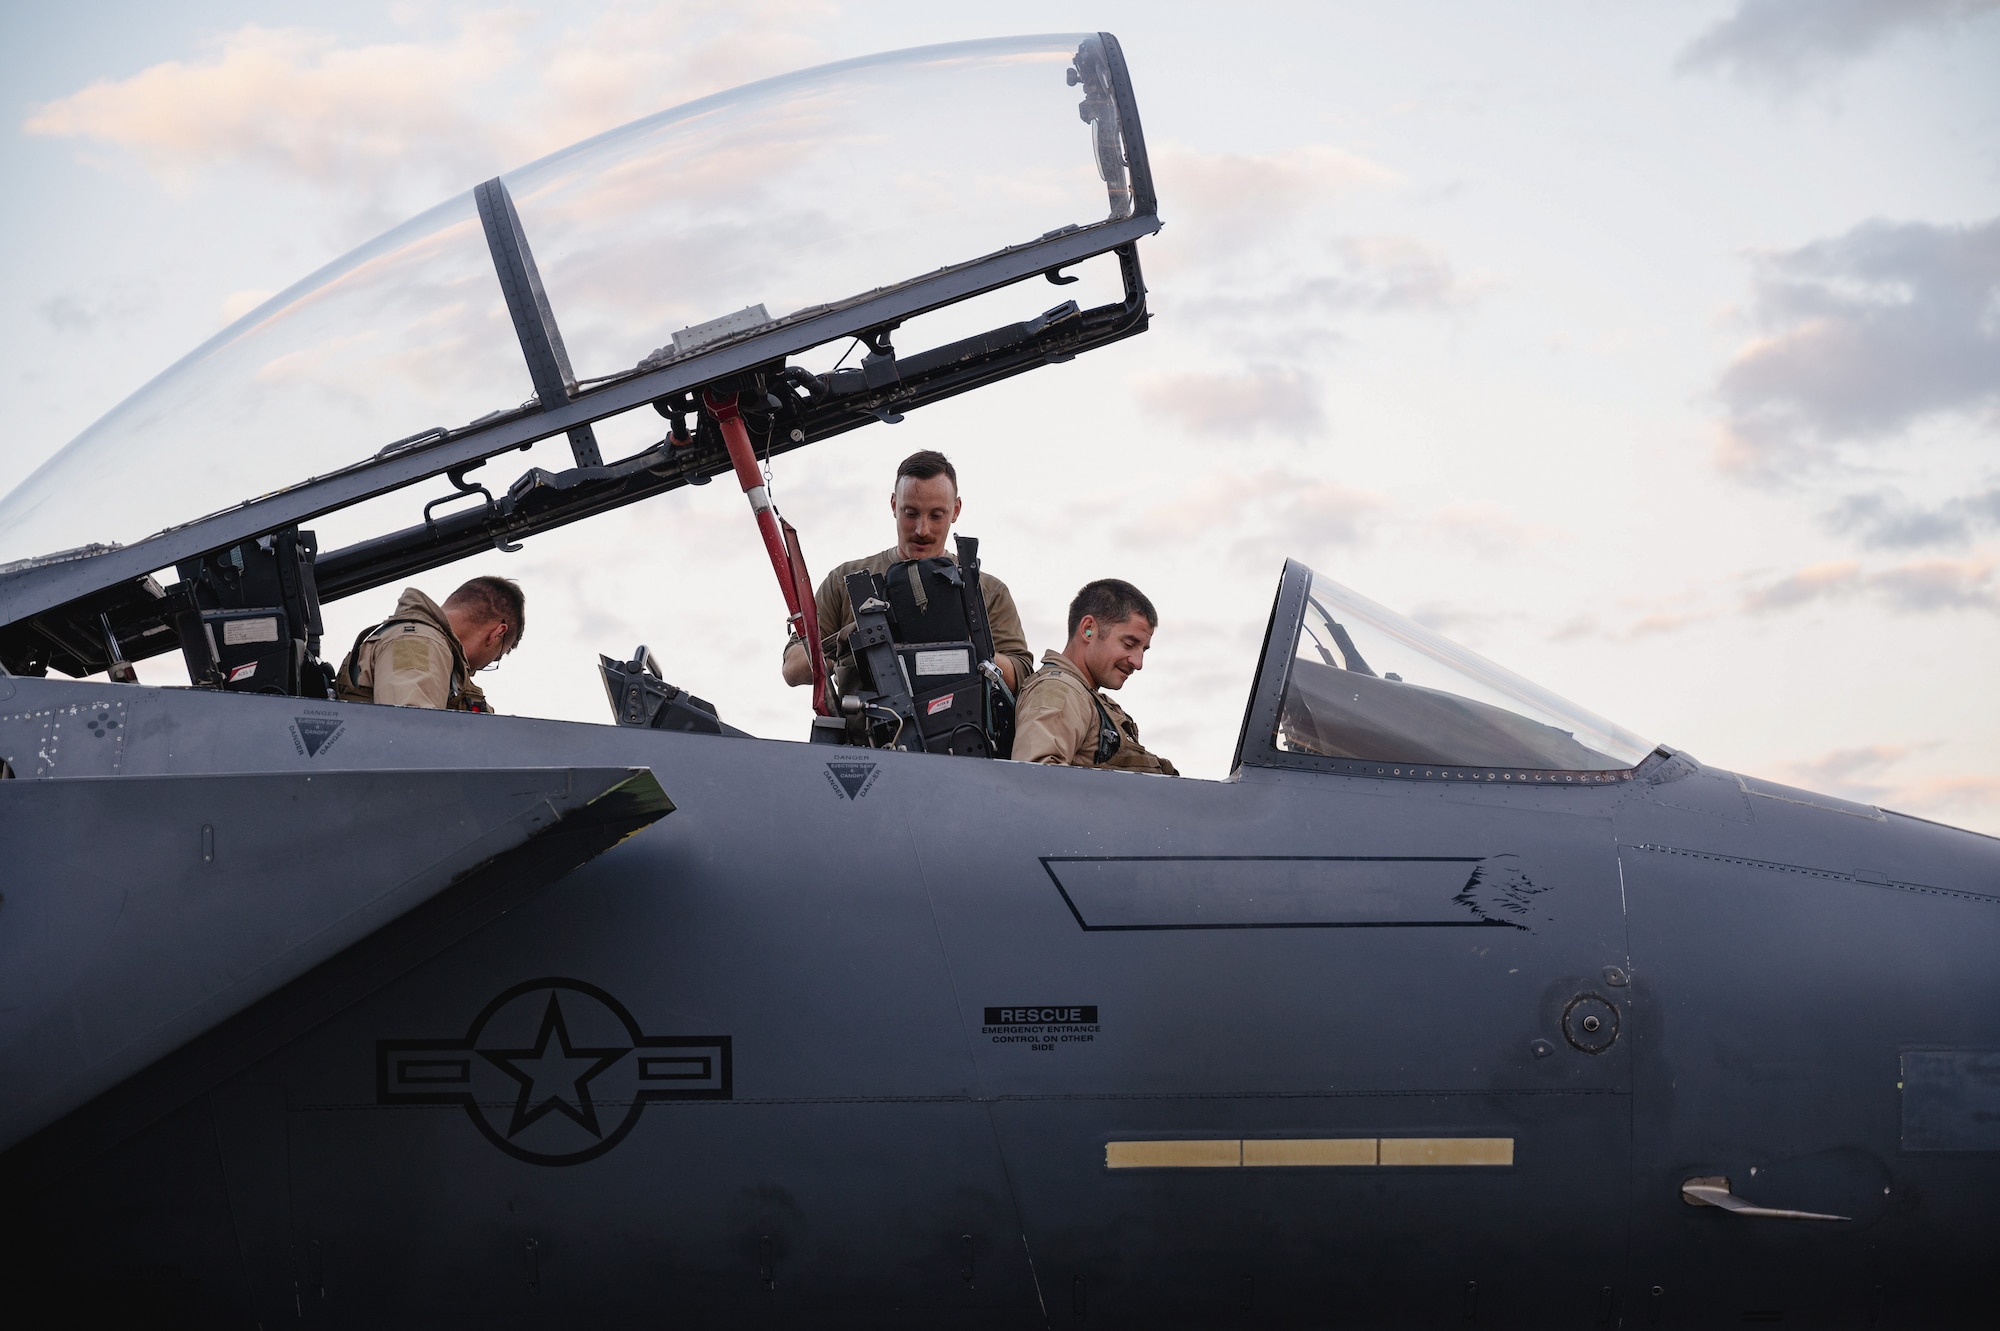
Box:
xmin=1 ymin=0 xmax=1997 ymax=832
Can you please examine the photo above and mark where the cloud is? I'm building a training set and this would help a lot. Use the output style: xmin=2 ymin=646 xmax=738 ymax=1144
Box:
xmin=1896 ymin=772 xmax=2000 ymax=820
xmin=1712 ymin=215 xmax=2000 ymax=477
xmin=1741 ymin=557 xmax=1997 ymax=613
xmin=1144 ymin=143 xmax=1404 ymax=282
xmin=1321 ymin=235 xmax=1481 ymax=313
xmin=1406 ymin=604 xmax=1516 ymax=649
xmin=1826 ymin=486 xmax=2000 ymax=548
xmin=1626 ymin=610 xmax=1720 ymax=638
xmin=1551 ymin=556 xmax=1996 ymax=642
xmin=1769 ymin=742 xmax=2000 ymax=827
xmin=1549 ymin=605 xmax=1721 ymax=643
xmin=38 ymin=281 xmax=157 ymax=333
xmin=1548 ymin=613 xmax=1603 ymax=643
xmin=1430 ymin=503 xmax=1563 ymax=555
xmin=1133 ymin=366 xmax=1326 ymax=440
xmin=1678 ymin=0 xmax=1999 ymax=90
xmin=1740 ymin=560 xmax=1863 ymax=612
xmin=1869 ymin=558 xmax=2000 ymax=611
xmin=218 ymin=288 xmax=277 ymax=326
xmin=1781 ymin=741 xmax=1918 ymax=789
xmin=21 ymin=4 xmax=830 ymax=212
xmin=23 ymin=21 xmax=522 ymax=190
xmin=1175 ymin=233 xmax=1484 ymax=330
xmin=1121 ymin=468 xmax=1388 ymax=568
xmin=1152 ymin=143 xmax=1400 ymax=225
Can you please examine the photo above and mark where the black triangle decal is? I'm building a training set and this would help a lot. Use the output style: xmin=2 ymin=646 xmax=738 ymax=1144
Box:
xmin=296 ymin=718 xmax=344 ymax=757
xmin=826 ymin=762 xmax=875 ymax=800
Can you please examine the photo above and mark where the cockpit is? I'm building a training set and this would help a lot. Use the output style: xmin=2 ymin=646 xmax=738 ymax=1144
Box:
xmin=1238 ymin=562 xmax=1652 ymax=784
xmin=0 ymin=32 xmax=1655 ymax=786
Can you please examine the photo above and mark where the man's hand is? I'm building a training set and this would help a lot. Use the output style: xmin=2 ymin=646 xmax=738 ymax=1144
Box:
xmin=781 ymin=638 xmax=812 ymax=687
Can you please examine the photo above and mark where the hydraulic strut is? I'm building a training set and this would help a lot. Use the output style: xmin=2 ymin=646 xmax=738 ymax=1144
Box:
xmin=704 ymin=389 xmax=831 ymax=715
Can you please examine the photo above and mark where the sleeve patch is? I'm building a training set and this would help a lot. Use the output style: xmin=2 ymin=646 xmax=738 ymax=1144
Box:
xmin=390 ymin=637 xmax=436 ymax=671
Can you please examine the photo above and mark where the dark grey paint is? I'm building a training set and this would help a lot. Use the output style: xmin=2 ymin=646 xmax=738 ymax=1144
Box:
xmin=3 ymin=30 xmax=1997 ymax=1325
xmin=0 ymin=764 xmax=657 ymax=1149
xmin=3 ymin=584 xmax=1993 ymax=1326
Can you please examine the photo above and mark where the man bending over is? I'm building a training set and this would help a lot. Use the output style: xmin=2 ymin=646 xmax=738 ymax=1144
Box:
xmin=336 ymin=575 xmax=523 ymax=712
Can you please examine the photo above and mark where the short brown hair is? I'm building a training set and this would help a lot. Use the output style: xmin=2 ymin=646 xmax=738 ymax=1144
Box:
xmin=1068 ymin=579 xmax=1157 ymax=639
xmin=895 ymin=450 xmax=957 ymax=490
xmin=446 ymin=575 xmax=526 ymax=650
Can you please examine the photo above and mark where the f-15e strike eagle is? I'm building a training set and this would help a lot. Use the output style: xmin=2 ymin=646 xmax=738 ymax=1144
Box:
xmin=0 ymin=32 xmax=1994 ymax=1329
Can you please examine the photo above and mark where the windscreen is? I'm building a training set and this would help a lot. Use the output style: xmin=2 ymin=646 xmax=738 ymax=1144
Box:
xmin=1276 ymin=572 xmax=1652 ymax=775
xmin=0 ymin=34 xmax=1128 ymax=566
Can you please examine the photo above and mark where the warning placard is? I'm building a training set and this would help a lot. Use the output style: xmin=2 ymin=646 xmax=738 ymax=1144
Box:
xmin=981 ymin=1005 xmax=1099 ymax=1051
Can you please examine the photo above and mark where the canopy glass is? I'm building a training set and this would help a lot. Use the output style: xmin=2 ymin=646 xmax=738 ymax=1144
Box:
xmin=1275 ymin=571 xmax=1653 ymax=776
xmin=0 ymin=34 xmax=1126 ymax=566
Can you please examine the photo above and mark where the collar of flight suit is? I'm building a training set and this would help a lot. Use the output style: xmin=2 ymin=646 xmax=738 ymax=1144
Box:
xmin=1037 ymin=648 xmax=1104 ymax=697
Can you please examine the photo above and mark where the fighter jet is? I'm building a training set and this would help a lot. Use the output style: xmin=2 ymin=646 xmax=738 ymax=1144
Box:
xmin=1 ymin=32 xmax=1994 ymax=1330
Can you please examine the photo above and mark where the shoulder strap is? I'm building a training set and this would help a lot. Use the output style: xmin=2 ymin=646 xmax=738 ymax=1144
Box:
xmin=1087 ymin=691 xmax=1122 ymax=765
xmin=955 ymin=535 xmax=999 ymax=666
xmin=1034 ymin=660 xmax=1120 ymax=765
xmin=341 ymin=619 xmax=384 ymax=689
xmin=342 ymin=616 xmax=467 ymax=697
xmin=342 ymin=617 xmax=422 ymax=686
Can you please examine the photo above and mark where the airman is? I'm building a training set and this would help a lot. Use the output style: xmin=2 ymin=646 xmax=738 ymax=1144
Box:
xmin=1011 ymin=578 xmax=1177 ymax=774
xmin=335 ymin=575 xmax=523 ymax=712
xmin=781 ymin=450 xmax=1033 ymax=696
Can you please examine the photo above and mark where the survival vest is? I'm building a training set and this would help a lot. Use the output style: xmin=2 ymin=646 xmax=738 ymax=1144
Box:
xmin=335 ymin=616 xmax=490 ymax=712
xmin=1035 ymin=664 xmax=1175 ymax=775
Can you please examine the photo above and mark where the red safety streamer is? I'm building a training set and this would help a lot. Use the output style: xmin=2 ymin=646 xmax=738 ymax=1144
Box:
xmin=705 ymin=390 xmax=831 ymax=715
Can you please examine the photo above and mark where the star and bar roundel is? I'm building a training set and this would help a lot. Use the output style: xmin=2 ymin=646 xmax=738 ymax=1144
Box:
xmin=377 ymin=978 xmax=731 ymax=1165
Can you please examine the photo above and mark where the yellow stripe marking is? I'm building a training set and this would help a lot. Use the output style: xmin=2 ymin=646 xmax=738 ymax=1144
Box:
xmin=1378 ymin=1136 xmax=1515 ymax=1167
xmin=1243 ymin=1137 xmax=1379 ymax=1167
xmin=1105 ymin=1139 xmax=1241 ymax=1169
xmin=1104 ymin=1137 xmax=1513 ymax=1169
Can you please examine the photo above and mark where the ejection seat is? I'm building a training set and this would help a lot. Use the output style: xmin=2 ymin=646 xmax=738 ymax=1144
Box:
xmin=811 ymin=536 xmax=1015 ymax=758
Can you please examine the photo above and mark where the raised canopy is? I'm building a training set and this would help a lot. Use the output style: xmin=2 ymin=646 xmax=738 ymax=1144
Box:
xmin=0 ymin=34 xmax=1137 ymax=567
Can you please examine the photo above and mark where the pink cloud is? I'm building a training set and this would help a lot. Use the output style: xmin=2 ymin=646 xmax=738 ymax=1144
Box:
xmin=1133 ymin=367 xmax=1325 ymax=440
xmin=21 ymin=3 xmax=832 ymax=202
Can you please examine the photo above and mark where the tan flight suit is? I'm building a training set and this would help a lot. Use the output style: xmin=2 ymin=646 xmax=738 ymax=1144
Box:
xmin=335 ymin=587 xmax=492 ymax=712
xmin=786 ymin=546 xmax=1034 ymax=696
xmin=1012 ymin=649 xmax=1178 ymax=775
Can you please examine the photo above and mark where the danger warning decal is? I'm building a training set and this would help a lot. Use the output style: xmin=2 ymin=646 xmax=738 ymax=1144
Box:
xmin=291 ymin=714 xmax=346 ymax=758
xmin=824 ymin=760 xmax=879 ymax=801
xmin=926 ymin=693 xmax=954 ymax=716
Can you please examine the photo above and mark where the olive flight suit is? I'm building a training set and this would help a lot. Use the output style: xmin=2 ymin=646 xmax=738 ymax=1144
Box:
xmin=1011 ymin=649 xmax=1177 ymax=774
xmin=786 ymin=546 xmax=1034 ymax=697
xmin=335 ymin=587 xmax=491 ymax=712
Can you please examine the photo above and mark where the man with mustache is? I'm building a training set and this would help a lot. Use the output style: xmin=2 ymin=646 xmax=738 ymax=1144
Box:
xmin=781 ymin=449 xmax=1032 ymax=698
xmin=1011 ymin=578 xmax=1177 ymax=774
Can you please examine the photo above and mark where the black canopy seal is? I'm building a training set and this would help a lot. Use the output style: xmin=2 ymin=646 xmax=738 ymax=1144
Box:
xmin=0 ymin=34 xmax=1157 ymax=686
